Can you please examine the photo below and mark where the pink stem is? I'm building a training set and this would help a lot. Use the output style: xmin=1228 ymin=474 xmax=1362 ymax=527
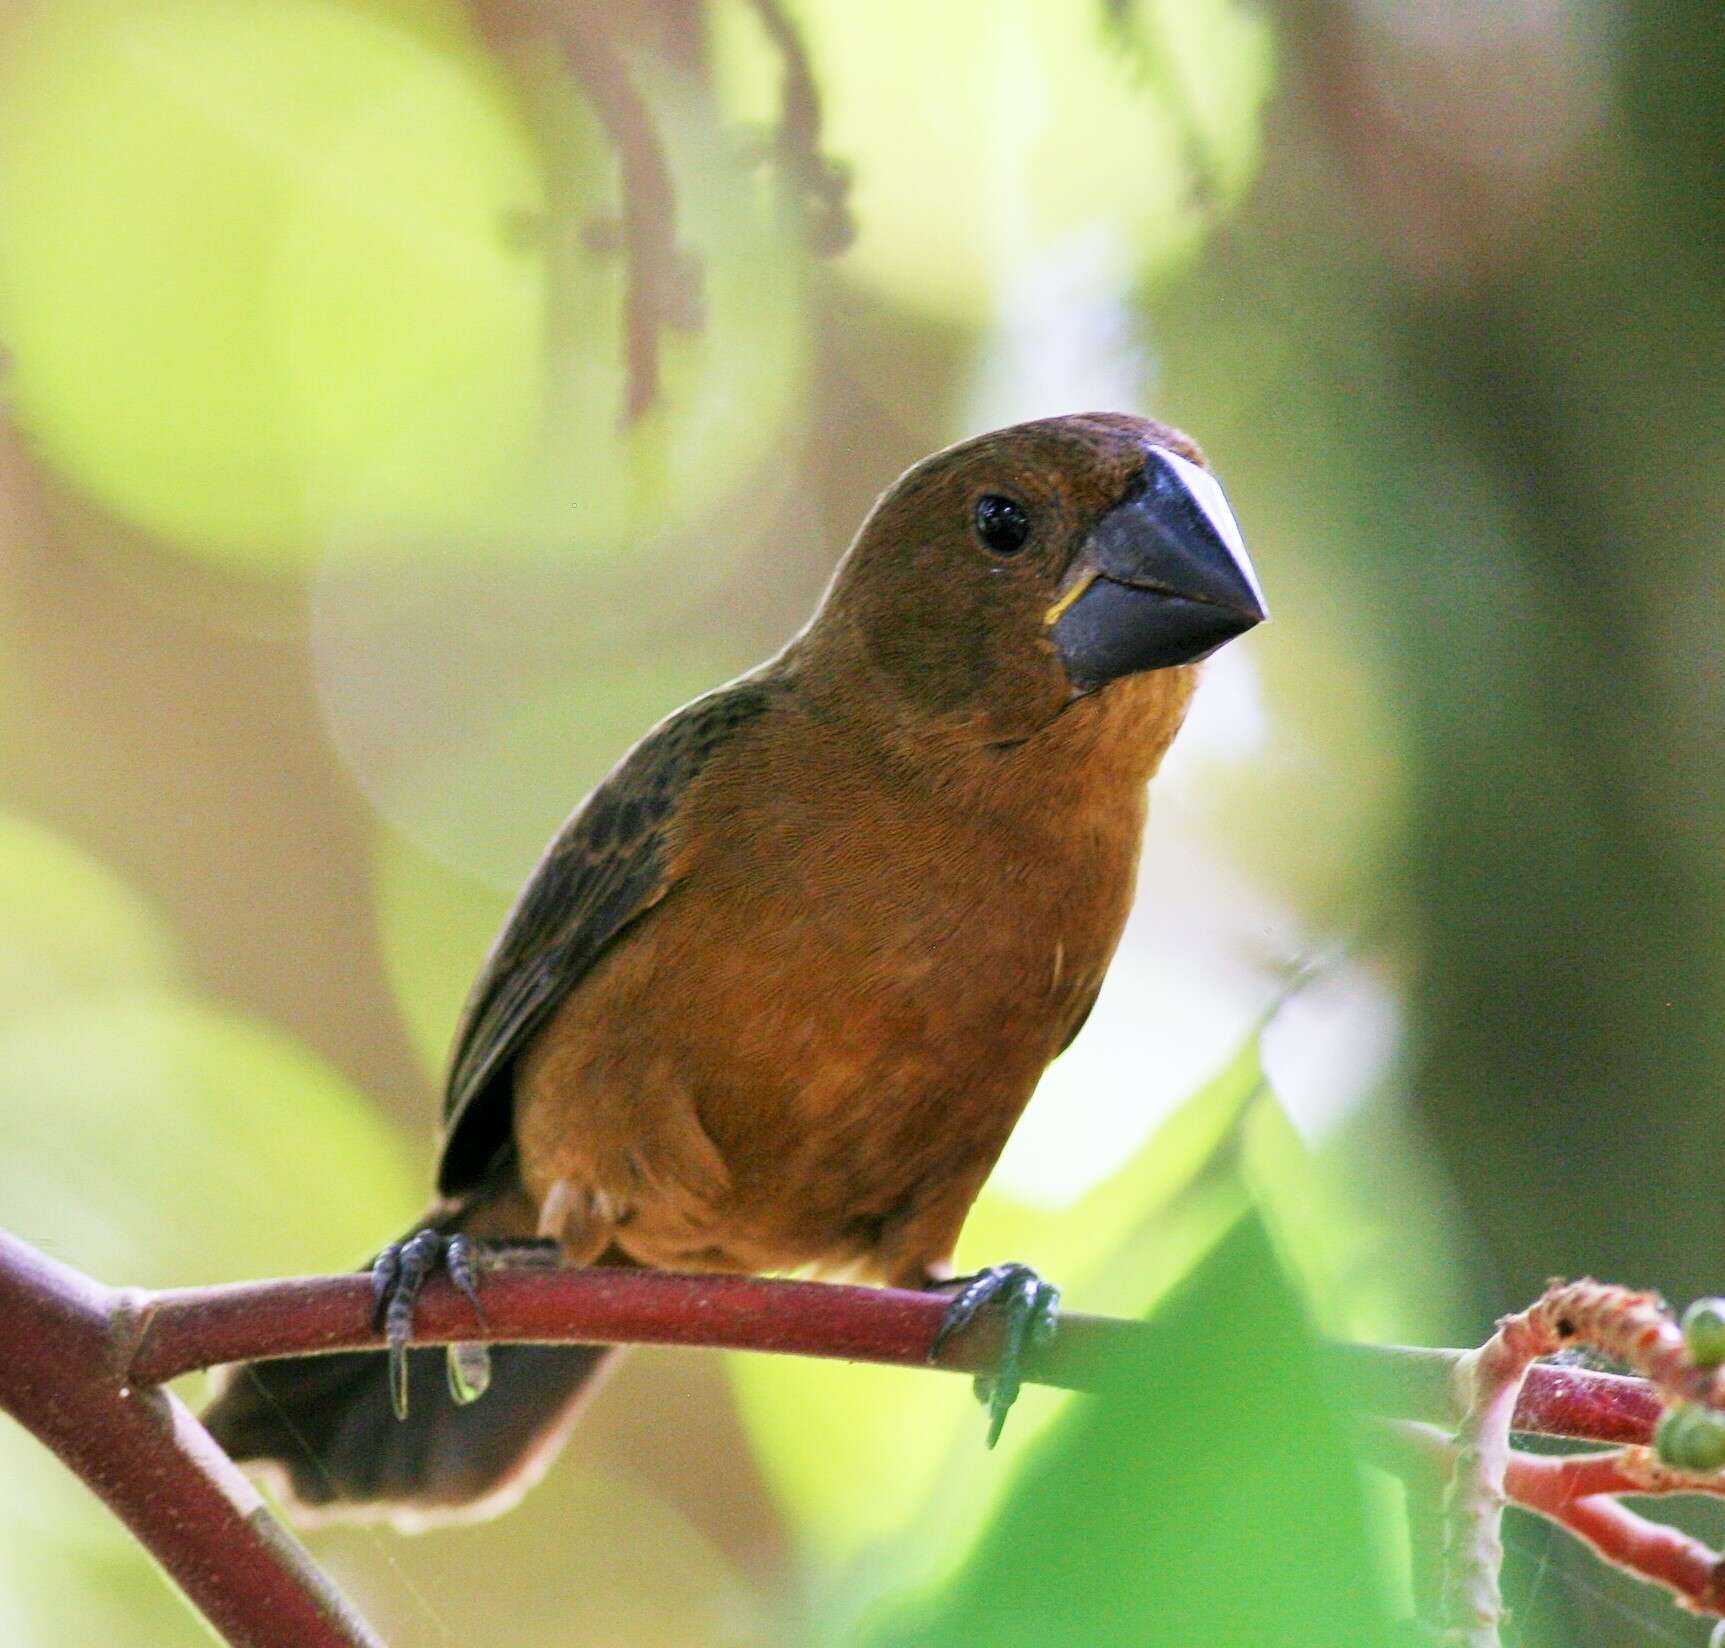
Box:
xmin=4 ymin=1228 xmax=1714 ymax=1648
xmin=0 ymin=1232 xmax=381 ymax=1648
xmin=124 ymin=1263 xmax=1150 ymax=1388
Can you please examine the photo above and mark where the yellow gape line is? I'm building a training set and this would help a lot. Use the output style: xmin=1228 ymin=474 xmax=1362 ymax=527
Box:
xmin=1043 ymin=569 xmax=1099 ymax=628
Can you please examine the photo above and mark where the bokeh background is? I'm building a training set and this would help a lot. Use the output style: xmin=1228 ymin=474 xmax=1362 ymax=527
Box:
xmin=0 ymin=0 xmax=1720 ymax=1643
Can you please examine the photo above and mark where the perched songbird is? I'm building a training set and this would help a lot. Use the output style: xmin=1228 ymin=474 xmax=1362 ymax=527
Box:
xmin=204 ymin=412 xmax=1266 ymax=1525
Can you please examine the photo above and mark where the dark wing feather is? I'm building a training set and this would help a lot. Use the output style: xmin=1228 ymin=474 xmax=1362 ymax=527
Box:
xmin=436 ymin=680 xmax=775 ymax=1196
xmin=1056 ymin=983 xmax=1102 ymax=1059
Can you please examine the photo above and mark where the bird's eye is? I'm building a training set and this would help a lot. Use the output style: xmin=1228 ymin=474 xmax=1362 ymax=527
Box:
xmin=973 ymin=494 xmax=1031 ymax=556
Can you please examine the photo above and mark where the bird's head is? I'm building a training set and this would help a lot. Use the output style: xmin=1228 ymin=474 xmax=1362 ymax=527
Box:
xmin=803 ymin=413 xmax=1266 ymax=760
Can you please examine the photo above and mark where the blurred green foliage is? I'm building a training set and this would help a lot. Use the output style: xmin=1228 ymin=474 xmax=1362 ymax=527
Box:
xmin=712 ymin=0 xmax=1272 ymax=325
xmin=0 ymin=0 xmax=545 ymax=566
xmin=0 ymin=813 xmax=180 ymax=1006
xmin=867 ymin=1217 xmax=1393 ymax=1648
xmin=1 ymin=0 xmax=1720 ymax=1643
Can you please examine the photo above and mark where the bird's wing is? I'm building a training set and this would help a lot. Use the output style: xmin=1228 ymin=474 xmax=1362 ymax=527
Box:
xmin=435 ymin=679 xmax=776 ymax=1196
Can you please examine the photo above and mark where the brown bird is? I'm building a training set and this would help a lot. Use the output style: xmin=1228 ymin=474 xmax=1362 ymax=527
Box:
xmin=204 ymin=411 xmax=1266 ymax=1524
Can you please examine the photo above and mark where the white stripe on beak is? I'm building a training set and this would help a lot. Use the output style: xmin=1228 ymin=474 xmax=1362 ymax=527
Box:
xmin=1156 ymin=447 xmax=1268 ymax=620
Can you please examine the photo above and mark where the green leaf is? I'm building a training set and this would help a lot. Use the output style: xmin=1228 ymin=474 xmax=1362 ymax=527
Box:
xmin=863 ymin=1213 xmax=1395 ymax=1648
xmin=726 ymin=1033 xmax=1267 ymax=1578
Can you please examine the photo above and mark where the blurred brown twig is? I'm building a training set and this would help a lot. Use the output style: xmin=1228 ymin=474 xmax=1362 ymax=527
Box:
xmin=556 ymin=4 xmax=703 ymax=422
xmin=738 ymin=0 xmax=853 ymax=255
xmin=537 ymin=0 xmax=850 ymax=421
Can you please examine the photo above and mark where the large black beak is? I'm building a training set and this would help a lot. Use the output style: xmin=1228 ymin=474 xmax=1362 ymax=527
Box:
xmin=1049 ymin=447 xmax=1267 ymax=692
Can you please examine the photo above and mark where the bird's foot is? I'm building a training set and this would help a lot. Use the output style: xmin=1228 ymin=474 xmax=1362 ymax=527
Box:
xmin=926 ymin=1262 xmax=1060 ymax=1447
xmin=370 ymin=1232 xmax=560 ymax=1418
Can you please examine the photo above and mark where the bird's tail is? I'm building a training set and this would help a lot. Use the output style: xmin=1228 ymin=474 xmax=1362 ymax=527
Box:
xmin=202 ymin=1209 xmax=618 ymax=1529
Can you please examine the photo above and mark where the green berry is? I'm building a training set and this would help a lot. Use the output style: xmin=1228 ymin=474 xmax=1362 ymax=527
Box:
xmin=1656 ymin=1403 xmax=1725 ymax=1471
xmin=1684 ymin=1298 xmax=1725 ymax=1366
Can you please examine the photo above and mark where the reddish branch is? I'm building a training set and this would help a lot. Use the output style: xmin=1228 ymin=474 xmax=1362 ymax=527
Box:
xmin=1368 ymin=1280 xmax=1725 ymax=1645
xmin=1374 ymin=1420 xmax=1725 ymax=1623
xmin=1510 ymin=1445 xmax=1725 ymax=1610
xmin=0 ymin=1233 xmax=383 ymax=1648
xmin=1338 ymin=1338 xmax=1662 ymax=1445
xmin=0 ymin=1226 xmax=1163 ymax=1648
xmin=0 ymin=1229 xmax=1712 ymax=1648
xmin=124 ymin=1260 xmax=1151 ymax=1389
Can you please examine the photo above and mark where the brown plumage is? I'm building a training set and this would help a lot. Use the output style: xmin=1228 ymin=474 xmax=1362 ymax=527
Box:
xmin=204 ymin=411 xmax=1265 ymax=1524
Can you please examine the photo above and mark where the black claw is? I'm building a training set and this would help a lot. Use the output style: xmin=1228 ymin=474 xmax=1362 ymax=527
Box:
xmin=927 ymin=1262 xmax=1061 ymax=1448
xmin=370 ymin=1240 xmax=401 ymax=1324
xmin=369 ymin=1229 xmax=491 ymax=1421
xmin=444 ymin=1234 xmax=486 ymax=1323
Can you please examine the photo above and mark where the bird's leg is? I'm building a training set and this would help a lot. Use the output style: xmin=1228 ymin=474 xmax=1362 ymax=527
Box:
xmin=370 ymin=1231 xmax=563 ymax=1419
xmin=925 ymin=1262 xmax=1061 ymax=1447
